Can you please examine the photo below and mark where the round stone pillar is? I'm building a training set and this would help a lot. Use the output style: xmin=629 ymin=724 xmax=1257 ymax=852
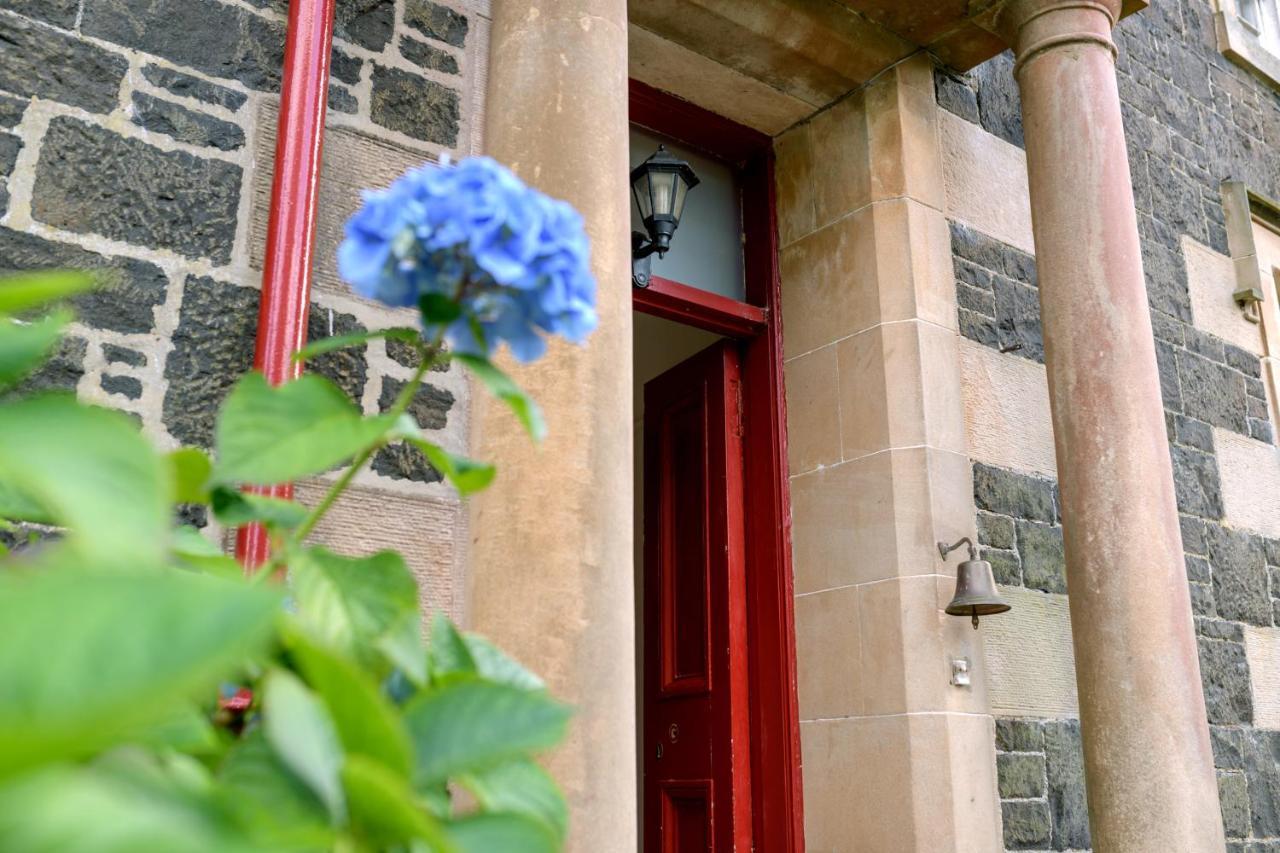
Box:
xmin=470 ymin=0 xmax=635 ymax=848
xmin=999 ymin=1 xmax=1225 ymax=849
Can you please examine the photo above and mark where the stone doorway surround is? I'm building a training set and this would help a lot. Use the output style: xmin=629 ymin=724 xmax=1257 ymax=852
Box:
xmin=469 ymin=0 xmax=1227 ymax=851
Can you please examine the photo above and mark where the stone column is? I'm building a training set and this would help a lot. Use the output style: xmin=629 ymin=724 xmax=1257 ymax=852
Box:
xmin=998 ymin=1 xmax=1225 ymax=848
xmin=470 ymin=0 xmax=635 ymax=849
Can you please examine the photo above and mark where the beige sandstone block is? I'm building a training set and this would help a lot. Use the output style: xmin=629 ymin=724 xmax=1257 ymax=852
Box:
xmin=1184 ymin=235 xmax=1264 ymax=355
xmin=627 ymin=25 xmax=813 ymax=137
xmin=939 ymin=109 xmax=1034 ymax=255
xmin=252 ymin=103 xmax=432 ymax=298
xmin=784 ymin=343 xmax=842 ymax=473
xmin=1244 ymin=626 xmax=1280 ymax=730
xmin=857 ymin=574 xmax=989 ymax=717
xmin=808 ymin=90 xmax=873 ymax=229
xmin=794 ymin=585 xmax=863 ymax=720
xmin=836 ymin=320 xmax=966 ymax=460
xmin=800 ymin=713 xmax=1000 ymax=852
xmin=789 ymin=447 xmax=973 ymax=593
xmin=959 ymin=337 xmax=1057 ymax=478
xmin=984 ymin=585 xmax=1079 ymax=718
xmin=1215 ymin=427 xmax=1280 ymax=539
xmin=774 ymin=122 xmax=817 ymax=248
xmin=780 ymin=205 xmax=880 ymax=357
xmin=295 ymin=479 xmax=467 ymax=623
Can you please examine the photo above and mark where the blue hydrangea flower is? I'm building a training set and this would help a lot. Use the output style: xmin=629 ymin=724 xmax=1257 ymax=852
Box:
xmin=337 ymin=156 xmax=598 ymax=362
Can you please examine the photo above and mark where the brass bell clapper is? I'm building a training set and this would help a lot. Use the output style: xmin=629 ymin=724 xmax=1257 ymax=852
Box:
xmin=938 ymin=537 xmax=1011 ymax=629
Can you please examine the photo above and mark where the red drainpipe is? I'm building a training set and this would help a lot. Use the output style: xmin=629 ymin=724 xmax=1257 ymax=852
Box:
xmin=235 ymin=0 xmax=336 ymax=570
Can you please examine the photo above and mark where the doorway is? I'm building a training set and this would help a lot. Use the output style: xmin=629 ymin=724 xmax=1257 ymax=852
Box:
xmin=631 ymin=81 xmax=804 ymax=852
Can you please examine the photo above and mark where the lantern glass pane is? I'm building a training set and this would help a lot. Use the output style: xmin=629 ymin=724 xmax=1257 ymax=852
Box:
xmin=632 ymin=172 xmax=653 ymax=219
xmin=672 ymin=179 xmax=689 ymax=222
xmin=651 ymin=171 xmax=676 ymax=218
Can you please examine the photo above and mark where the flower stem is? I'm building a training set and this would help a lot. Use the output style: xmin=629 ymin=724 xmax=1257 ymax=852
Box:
xmin=289 ymin=340 xmax=440 ymax=546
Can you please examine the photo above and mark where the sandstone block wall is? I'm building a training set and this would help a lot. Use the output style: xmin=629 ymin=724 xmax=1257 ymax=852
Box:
xmin=0 ymin=0 xmax=488 ymax=619
xmin=939 ymin=2 xmax=1280 ymax=848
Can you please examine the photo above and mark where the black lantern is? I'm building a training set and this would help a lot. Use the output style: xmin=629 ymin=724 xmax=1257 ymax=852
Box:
xmin=631 ymin=144 xmax=700 ymax=287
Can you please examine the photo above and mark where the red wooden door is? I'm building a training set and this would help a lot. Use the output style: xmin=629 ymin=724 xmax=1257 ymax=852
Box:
xmin=643 ymin=341 xmax=752 ymax=853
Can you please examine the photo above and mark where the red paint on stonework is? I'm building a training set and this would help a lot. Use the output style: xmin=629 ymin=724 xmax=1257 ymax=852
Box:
xmin=235 ymin=0 xmax=336 ymax=570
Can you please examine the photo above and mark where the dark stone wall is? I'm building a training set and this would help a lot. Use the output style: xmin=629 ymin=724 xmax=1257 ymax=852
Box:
xmin=0 ymin=0 xmax=473 ymax=494
xmin=938 ymin=2 xmax=1280 ymax=849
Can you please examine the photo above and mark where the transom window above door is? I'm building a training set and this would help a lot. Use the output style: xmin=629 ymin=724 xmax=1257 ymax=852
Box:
xmin=629 ymin=126 xmax=746 ymax=302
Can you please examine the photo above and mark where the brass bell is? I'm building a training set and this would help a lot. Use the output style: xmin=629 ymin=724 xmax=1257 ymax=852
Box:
xmin=939 ymin=538 xmax=1011 ymax=629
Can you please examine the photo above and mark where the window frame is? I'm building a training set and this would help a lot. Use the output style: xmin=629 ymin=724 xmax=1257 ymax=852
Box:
xmin=1215 ymin=0 xmax=1280 ymax=88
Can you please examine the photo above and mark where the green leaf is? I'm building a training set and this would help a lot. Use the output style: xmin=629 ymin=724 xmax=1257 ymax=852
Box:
xmin=287 ymin=630 xmax=414 ymax=779
xmin=218 ymin=728 xmax=334 ymax=849
xmin=167 ymin=447 xmax=213 ymax=504
xmin=463 ymin=634 xmax=546 ymax=692
xmin=342 ymin=756 xmax=453 ymax=851
xmin=0 ymin=395 xmax=168 ymax=564
xmin=428 ymin=612 xmax=477 ymax=681
xmin=453 ymin=354 xmax=546 ymax=442
xmin=0 ymin=762 xmax=262 ymax=853
xmin=406 ymin=437 xmax=495 ymax=496
xmin=213 ymin=372 xmax=397 ymax=485
xmin=170 ymin=526 xmax=242 ymax=580
xmin=263 ymin=669 xmax=346 ymax=823
xmin=0 ymin=270 xmax=98 ymax=315
xmin=403 ymin=679 xmax=570 ymax=787
xmin=419 ymin=293 xmax=464 ymax=325
xmin=293 ymin=327 xmax=421 ymax=363
xmin=211 ymin=486 xmax=309 ymax=530
xmin=290 ymin=547 xmax=424 ymax=684
xmin=0 ymin=570 xmax=281 ymax=778
xmin=428 ymin=615 xmax=543 ymax=692
xmin=445 ymin=813 xmax=558 ymax=853
xmin=0 ymin=311 xmax=71 ymax=390
xmin=460 ymin=759 xmax=567 ymax=843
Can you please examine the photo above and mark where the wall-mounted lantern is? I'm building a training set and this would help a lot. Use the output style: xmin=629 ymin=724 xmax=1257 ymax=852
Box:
xmin=938 ymin=538 xmax=1010 ymax=629
xmin=631 ymin=144 xmax=700 ymax=288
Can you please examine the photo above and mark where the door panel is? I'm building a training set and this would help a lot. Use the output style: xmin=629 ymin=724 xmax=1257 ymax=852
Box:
xmin=643 ymin=341 xmax=751 ymax=853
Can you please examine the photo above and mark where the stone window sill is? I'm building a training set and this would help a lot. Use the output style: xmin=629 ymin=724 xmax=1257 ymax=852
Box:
xmin=1214 ymin=1 xmax=1280 ymax=90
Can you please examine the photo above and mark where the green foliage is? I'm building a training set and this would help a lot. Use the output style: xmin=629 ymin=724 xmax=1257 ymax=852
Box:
xmin=0 ymin=272 xmax=570 ymax=850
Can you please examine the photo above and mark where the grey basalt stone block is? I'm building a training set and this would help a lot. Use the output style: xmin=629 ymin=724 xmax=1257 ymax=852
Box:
xmin=996 ymin=718 xmax=1043 ymax=753
xmin=404 ymin=0 xmax=468 ymax=47
xmin=7 ymin=335 xmax=85 ymax=398
xmin=982 ymin=547 xmax=1021 ymax=586
xmin=370 ymin=64 xmax=459 ymax=146
xmin=141 ymin=64 xmax=249 ymax=112
xmin=1199 ymin=636 xmax=1254 ymax=725
xmin=1244 ymin=730 xmax=1280 ymax=838
xmin=1043 ymin=720 xmax=1090 ymax=851
xmin=131 ymin=92 xmax=246 ymax=151
xmin=1016 ymin=519 xmax=1066 ymax=594
xmin=1170 ymin=444 xmax=1224 ymax=520
xmin=977 ymin=511 xmax=1015 ymax=550
xmin=400 ymin=36 xmax=460 ymax=75
xmin=1207 ymin=523 xmax=1271 ymax=626
xmin=102 ymin=344 xmax=147 ymax=368
xmin=328 ymin=84 xmax=358 ymax=115
xmin=0 ymin=0 xmax=79 ymax=27
xmin=1220 ymin=771 xmax=1252 ymax=839
xmin=0 ymin=15 xmax=128 ymax=114
xmin=0 ymin=227 xmax=167 ymax=335
xmin=84 ymin=0 xmax=285 ymax=92
xmin=1001 ymin=800 xmax=1051 ymax=850
xmin=1178 ymin=349 xmax=1248 ymax=434
xmin=32 ymin=117 xmax=241 ymax=263
xmin=972 ymin=462 xmax=1056 ymax=524
xmin=101 ymin=373 xmax=143 ymax=401
xmin=997 ymin=752 xmax=1046 ymax=799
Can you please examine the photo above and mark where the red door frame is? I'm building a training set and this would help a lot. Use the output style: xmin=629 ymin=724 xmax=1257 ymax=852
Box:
xmin=631 ymin=80 xmax=805 ymax=852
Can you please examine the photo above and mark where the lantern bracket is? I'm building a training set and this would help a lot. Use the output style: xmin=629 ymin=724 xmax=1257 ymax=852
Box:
xmin=632 ymin=231 xmax=660 ymax=287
